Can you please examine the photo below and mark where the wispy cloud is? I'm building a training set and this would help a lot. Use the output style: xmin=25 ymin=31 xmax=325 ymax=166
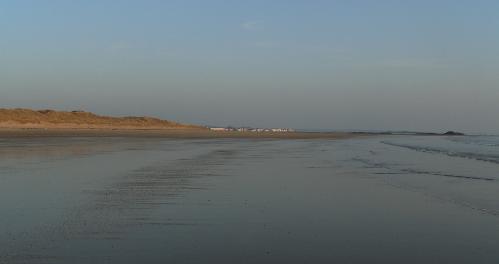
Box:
xmin=242 ymin=20 xmax=263 ymax=31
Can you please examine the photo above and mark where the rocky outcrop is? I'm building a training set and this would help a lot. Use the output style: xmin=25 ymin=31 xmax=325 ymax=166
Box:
xmin=442 ymin=131 xmax=465 ymax=136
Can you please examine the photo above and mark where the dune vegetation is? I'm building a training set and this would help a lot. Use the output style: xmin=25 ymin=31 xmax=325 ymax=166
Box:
xmin=0 ymin=108 xmax=204 ymax=130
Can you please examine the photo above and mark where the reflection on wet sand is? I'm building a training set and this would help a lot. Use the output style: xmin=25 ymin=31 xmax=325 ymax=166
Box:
xmin=2 ymin=137 xmax=499 ymax=263
xmin=2 ymin=139 xmax=246 ymax=263
xmin=0 ymin=138 xmax=163 ymax=161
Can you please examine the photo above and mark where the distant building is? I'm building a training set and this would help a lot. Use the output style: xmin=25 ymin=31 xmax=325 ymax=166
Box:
xmin=211 ymin=126 xmax=294 ymax=133
xmin=271 ymin=128 xmax=294 ymax=132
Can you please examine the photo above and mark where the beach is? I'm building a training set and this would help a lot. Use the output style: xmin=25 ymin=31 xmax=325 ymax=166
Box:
xmin=1 ymin=135 xmax=499 ymax=263
xmin=4 ymin=1 xmax=499 ymax=262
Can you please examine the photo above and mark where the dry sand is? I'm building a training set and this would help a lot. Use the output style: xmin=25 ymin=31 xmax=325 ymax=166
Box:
xmin=0 ymin=128 xmax=360 ymax=139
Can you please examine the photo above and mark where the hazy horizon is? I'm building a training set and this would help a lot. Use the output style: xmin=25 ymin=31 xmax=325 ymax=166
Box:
xmin=2 ymin=1 xmax=499 ymax=134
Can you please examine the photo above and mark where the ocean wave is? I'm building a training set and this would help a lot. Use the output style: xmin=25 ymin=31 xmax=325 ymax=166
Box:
xmin=446 ymin=136 xmax=499 ymax=147
xmin=399 ymin=168 xmax=494 ymax=181
xmin=381 ymin=141 xmax=499 ymax=165
xmin=353 ymin=157 xmax=495 ymax=181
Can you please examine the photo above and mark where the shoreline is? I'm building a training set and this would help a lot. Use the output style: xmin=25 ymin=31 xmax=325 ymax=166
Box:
xmin=0 ymin=128 xmax=362 ymax=139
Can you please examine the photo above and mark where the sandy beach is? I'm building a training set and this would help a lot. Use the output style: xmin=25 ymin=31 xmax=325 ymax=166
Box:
xmin=2 ymin=136 xmax=499 ymax=263
xmin=3 ymin=1 xmax=498 ymax=262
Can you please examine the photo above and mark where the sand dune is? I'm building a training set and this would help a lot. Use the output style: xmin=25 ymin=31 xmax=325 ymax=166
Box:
xmin=0 ymin=108 xmax=204 ymax=130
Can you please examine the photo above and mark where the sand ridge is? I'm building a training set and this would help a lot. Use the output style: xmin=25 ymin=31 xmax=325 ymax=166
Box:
xmin=0 ymin=108 xmax=204 ymax=130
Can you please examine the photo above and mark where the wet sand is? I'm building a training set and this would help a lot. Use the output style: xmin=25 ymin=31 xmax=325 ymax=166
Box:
xmin=1 ymin=137 xmax=499 ymax=263
xmin=0 ymin=128 xmax=359 ymax=139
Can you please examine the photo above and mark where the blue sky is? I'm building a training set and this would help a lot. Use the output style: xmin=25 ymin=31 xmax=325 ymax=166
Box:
xmin=2 ymin=1 xmax=499 ymax=133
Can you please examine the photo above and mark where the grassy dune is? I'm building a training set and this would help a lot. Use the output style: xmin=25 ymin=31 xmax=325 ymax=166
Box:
xmin=0 ymin=108 xmax=204 ymax=130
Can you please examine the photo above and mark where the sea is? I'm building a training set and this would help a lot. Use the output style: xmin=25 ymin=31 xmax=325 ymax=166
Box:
xmin=1 ymin=135 xmax=499 ymax=263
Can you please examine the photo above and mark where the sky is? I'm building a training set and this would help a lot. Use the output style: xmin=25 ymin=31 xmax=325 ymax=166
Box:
xmin=1 ymin=0 xmax=499 ymax=134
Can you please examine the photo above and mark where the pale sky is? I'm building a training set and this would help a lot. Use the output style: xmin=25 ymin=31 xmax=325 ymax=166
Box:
xmin=2 ymin=0 xmax=499 ymax=134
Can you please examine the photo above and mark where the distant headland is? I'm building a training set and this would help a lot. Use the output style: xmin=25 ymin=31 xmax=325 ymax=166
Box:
xmin=352 ymin=130 xmax=465 ymax=136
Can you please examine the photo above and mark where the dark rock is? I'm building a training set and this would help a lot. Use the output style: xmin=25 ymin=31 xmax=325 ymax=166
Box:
xmin=442 ymin=131 xmax=465 ymax=136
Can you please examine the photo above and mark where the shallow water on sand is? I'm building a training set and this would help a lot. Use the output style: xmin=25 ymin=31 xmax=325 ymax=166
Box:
xmin=1 ymin=136 xmax=499 ymax=263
